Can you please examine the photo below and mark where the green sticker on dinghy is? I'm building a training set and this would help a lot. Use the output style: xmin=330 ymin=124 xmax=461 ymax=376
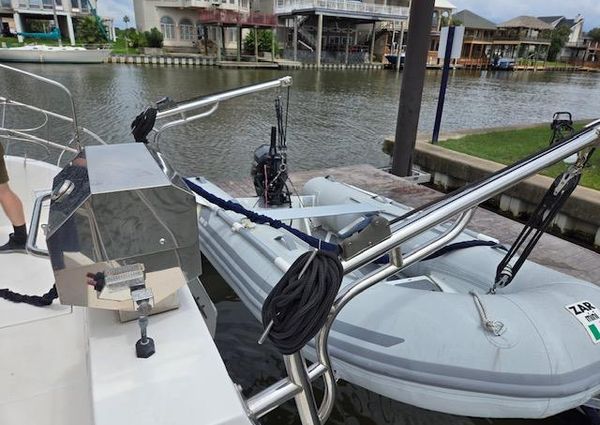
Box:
xmin=565 ymin=301 xmax=600 ymax=344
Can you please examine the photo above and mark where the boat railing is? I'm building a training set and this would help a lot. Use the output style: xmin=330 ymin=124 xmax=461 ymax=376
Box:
xmin=0 ymin=64 xmax=107 ymax=166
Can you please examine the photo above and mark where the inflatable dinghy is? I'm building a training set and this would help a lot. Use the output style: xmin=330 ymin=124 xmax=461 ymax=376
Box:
xmin=188 ymin=175 xmax=600 ymax=419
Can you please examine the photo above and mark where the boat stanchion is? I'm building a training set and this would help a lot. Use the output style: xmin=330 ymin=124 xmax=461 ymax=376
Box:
xmin=283 ymin=352 xmax=322 ymax=425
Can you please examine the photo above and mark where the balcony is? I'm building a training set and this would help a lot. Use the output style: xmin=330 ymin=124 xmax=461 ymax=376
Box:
xmin=197 ymin=9 xmax=277 ymax=26
xmin=565 ymin=40 xmax=586 ymax=49
xmin=274 ymin=0 xmax=409 ymax=20
xmin=463 ymin=35 xmax=495 ymax=43
xmin=494 ymin=33 xmax=551 ymax=44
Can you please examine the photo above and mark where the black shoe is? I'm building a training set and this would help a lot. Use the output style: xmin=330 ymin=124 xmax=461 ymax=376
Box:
xmin=0 ymin=233 xmax=26 ymax=253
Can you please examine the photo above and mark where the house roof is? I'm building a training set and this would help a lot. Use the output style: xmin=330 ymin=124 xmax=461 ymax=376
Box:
xmin=453 ymin=9 xmax=496 ymax=30
xmin=498 ymin=16 xmax=553 ymax=30
xmin=538 ymin=16 xmax=564 ymax=25
xmin=434 ymin=0 xmax=456 ymax=10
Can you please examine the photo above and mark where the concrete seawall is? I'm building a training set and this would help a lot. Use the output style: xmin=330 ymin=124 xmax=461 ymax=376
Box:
xmin=105 ymin=55 xmax=384 ymax=70
xmin=384 ymin=131 xmax=600 ymax=248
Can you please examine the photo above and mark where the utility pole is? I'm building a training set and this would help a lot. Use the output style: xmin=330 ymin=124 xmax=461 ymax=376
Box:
xmin=390 ymin=0 xmax=435 ymax=177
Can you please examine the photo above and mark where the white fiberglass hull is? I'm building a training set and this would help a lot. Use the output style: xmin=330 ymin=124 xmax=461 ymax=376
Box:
xmin=1 ymin=156 xmax=251 ymax=425
xmin=0 ymin=48 xmax=109 ymax=64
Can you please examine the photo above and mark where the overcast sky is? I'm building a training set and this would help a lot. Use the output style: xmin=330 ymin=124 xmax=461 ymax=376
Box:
xmin=99 ymin=0 xmax=600 ymax=30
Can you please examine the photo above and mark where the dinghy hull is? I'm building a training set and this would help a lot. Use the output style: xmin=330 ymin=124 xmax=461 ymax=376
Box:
xmin=190 ymin=176 xmax=600 ymax=418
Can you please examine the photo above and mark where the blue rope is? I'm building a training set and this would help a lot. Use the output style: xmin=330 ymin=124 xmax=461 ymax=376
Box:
xmin=185 ymin=178 xmax=341 ymax=254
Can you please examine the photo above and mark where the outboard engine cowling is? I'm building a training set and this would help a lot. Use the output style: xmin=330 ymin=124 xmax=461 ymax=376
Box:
xmin=251 ymin=126 xmax=290 ymax=206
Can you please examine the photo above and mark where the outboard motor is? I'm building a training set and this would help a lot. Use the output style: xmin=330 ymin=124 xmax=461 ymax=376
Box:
xmin=46 ymin=143 xmax=202 ymax=358
xmin=252 ymin=126 xmax=290 ymax=206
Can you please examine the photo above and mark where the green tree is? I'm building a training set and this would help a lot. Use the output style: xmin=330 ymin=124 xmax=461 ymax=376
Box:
xmin=588 ymin=27 xmax=600 ymax=42
xmin=440 ymin=16 xmax=462 ymax=27
xmin=243 ymin=30 xmax=274 ymax=53
xmin=75 ymin=16 xmax=107 ymax=44
xmin=547 ymin=25 xmax=571 ymax=61
xmin=144 ymin=27 xmax=163 ymax=48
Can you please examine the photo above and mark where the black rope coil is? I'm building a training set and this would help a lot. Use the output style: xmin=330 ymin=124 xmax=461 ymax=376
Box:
xmin=262 ymin=250 xmax=343 ymax=355
xmin=0 ymin=284 xmax=58 ymax=307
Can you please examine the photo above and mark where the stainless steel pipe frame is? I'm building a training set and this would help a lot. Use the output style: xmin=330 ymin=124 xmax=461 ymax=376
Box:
xmin=152 ymin=76 xmax=292 ymax=147
xmin=341 ymin=124 xmax=600 ymax=274
xmin=0 ymin=64 xmax=82 ymax=148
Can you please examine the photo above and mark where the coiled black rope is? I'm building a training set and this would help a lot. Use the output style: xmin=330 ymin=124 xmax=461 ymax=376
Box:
xmin=0 ymin=284 xmax=58 ymax=307
xmin=262 ymin=250 xmax=343 ymax=355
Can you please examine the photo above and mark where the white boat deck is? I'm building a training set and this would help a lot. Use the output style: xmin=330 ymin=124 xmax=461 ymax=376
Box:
xmin=0 ymin=156 xmax=252 ymax=425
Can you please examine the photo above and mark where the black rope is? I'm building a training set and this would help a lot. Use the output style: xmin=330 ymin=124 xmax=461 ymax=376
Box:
xmin=494 ymin=169 xmax=582 ymax=290
xmin=0 ymin=284 xmax=58 ymax=307
xmin=424 ymin=240 xmax=502 ymax=261
xmin=262 ymin=250 xmax=343 ymax=355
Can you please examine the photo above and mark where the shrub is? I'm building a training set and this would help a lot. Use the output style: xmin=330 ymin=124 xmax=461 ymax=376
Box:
xmin=144 ymin=28 xmax=163 ymax=48
xmin=243 ymin=30 xmax=274 ymax=53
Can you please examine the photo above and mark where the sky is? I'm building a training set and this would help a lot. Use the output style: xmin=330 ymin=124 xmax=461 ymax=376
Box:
xmin=98 ymin=0 xmax=600 ymax=30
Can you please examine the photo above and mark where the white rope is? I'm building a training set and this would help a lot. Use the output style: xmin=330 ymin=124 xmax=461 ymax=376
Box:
xmin=470 ymin=291 xmax=506 ymax=336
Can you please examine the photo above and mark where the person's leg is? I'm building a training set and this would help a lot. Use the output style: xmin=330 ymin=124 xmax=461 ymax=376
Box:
xmin=0 ymin=147 xmax=27 ymax=252
xmin=0 ymin=183 xmax=26 ymax=227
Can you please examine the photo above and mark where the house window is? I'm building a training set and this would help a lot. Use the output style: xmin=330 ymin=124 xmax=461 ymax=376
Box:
xmin=55 ymin=0 xmax=63 ymax=6
xmin=42 ymin=0 xmax=53 ymax=9
xmin=160 ymin=16 xmax=175 ymax=39
xmin=70 ymin=0 xmax=79 ymax=9
xmin=179 ymin=18 xmax=194 ymax=41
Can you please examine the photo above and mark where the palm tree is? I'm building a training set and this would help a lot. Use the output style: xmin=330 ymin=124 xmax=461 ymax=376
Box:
xmin=123 ymin=15 xmax=130 ymax=54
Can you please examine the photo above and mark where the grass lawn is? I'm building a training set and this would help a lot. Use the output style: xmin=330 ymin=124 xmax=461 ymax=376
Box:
xmin=439 ymin=122 xmax=600 ymax=191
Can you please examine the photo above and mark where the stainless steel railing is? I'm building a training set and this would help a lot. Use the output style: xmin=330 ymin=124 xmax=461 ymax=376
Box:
xmin=152 ymin=76 xmax=293 ymax=148
xmin=0 ymin=63 xmax=82 ymax=149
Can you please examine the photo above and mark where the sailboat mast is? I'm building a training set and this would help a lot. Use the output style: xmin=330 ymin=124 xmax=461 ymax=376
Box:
xmin=52 ymin=0 xmax=63 ymax=47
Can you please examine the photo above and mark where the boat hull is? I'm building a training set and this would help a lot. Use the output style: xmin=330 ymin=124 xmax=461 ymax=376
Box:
xmin=191 ymin=176 xmax=600 ymax=418
xmin=0 ymin=48 xmax=109 ymax=64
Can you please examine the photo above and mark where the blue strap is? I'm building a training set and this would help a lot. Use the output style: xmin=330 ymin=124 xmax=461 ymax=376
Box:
xmin=185 ymin=178 xmax=341 ymax=254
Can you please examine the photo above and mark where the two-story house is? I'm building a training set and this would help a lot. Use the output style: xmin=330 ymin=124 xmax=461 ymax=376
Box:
xmin=538 ymin=15 xmax=585 ymax=62
xmin=0 ymin=0 xmax=96 ymax=45
xmin=134 ymin=0 xmax=410 ymax=65
xmin=452 ymin=9 xmax=496 ymax=66
xmin=492 ymin=16 xmax=552 ymax=61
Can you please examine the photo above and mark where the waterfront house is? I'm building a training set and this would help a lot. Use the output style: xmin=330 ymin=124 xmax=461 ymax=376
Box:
xmin=0 ymin=0 xmax=98 ymax=45
xmin=538 ymin=15 xmax=585 ymax=62
xmin=492 ymin=15 xmax=552 ymax=61
xmin=133 ymin=0 xmax=411 ymax=65
xmin=426 ymin=0 xmax=456 ymax=65
xmin=583 ymin=33 xmax=600 ymax=63
xmin=452 ymin=9 xmax=496 ymax=67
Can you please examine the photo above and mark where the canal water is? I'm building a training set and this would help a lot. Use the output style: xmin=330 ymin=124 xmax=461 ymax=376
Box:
xmin=2 ymin=64 xmax=599 ymax=424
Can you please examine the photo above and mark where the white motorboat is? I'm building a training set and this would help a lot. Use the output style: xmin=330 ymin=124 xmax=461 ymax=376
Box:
xmin=0 ymin=45 xmax=109 ymax=64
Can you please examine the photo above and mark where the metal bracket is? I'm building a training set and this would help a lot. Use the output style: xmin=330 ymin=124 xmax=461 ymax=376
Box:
xmin=340 ymin=216 xmax=391 ymax=260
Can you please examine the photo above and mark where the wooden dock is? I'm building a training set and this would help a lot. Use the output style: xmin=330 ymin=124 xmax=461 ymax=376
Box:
xmin=217 ymin=164 xmax=600 ymax=283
